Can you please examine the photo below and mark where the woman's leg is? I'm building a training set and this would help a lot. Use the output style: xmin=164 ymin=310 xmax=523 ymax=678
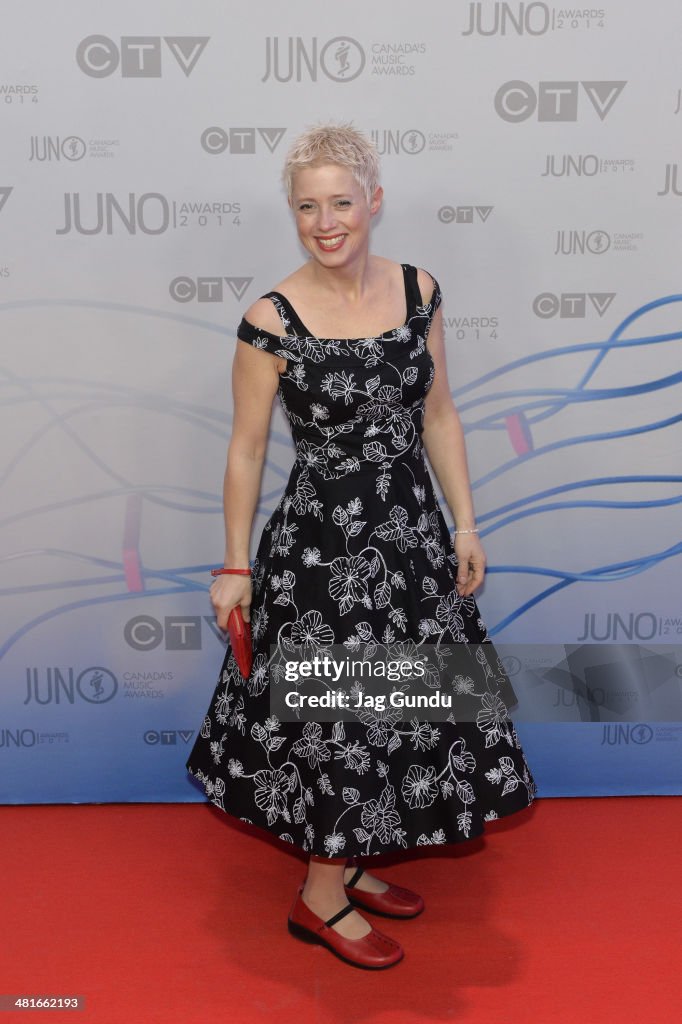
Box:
xmin=301 ymin=856 xmax=371 ymax=939
xmin=343 ymin=857 xmax=389 ymax=894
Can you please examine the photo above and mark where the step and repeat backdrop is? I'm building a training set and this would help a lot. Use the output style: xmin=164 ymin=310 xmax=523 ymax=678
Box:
xmin=1 ymin=1 xmax=681 ymax=804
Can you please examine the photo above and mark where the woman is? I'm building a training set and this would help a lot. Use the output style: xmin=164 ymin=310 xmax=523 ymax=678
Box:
xmin=185 ymin=123 xmax=537 ymax=970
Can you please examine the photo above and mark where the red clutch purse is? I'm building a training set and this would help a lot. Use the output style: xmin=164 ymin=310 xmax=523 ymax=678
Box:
xmin=210 ymin=569 xmax=253 ymax=678
xmin=227 ymin=605 xmax=252 ymax=679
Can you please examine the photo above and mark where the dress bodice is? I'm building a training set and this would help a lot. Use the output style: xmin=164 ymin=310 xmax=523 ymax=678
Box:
xmin=236 ymin=264 xmax=442 ymax=482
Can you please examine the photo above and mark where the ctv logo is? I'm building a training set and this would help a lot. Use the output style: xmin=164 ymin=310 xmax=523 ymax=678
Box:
xmin=533 ymin=292 xmax=615 ymax=318
xmin=437 ymin=205 xmax=493 ymax=224
xmin=76 ymin=36 xmax=209 ymax=77
xmin=201 ymin=127 xmax=287 ymax=155
xmin=124 ymin=615 xmax=226 ymax=651
xmin=170 ymin=277 xmax=253 ymax=302
xmin=495 ymin=80 xmax=626 ymax=122
xmin=143 ymin=730 xmax=195 ymax=745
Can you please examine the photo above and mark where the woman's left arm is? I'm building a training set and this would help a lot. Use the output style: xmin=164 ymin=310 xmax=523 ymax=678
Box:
xmin=419 ymin=275 xmax=486 ymax=597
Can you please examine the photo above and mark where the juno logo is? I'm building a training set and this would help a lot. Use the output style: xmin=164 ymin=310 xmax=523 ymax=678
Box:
xmin=262 ymin=36 xmax=365 ymax=83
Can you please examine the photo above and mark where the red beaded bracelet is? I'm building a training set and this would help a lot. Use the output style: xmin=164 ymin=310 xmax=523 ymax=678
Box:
xmin=211 ymin=568 xmax=252 ymax=576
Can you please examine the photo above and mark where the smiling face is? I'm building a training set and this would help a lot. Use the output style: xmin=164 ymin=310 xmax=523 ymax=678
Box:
xmin=289 ymin=162 xmax=383 ymax=269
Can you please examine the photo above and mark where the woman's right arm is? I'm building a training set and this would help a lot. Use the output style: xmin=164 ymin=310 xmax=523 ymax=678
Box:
xmin=211 ymin=300 xmax=284 ymax=628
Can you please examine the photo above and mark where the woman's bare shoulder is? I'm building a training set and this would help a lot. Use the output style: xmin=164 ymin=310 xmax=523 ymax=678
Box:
xmin=373 ymin=255 xmax=434 ymax=297
xmin=370 ymin=254 xmax=404 ymax=281
xmin=269 ymin=264 xmax=313 ymax=301
xmin=242 ymin=296 xmax=285 ymax=335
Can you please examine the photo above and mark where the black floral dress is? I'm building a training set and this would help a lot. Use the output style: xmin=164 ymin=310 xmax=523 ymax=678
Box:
xmin=185 ymin=264 xmax=537 ymax=857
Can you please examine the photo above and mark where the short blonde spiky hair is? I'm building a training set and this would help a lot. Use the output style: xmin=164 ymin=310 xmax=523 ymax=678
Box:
xmin=282 ymin=122 xmax=381 ymax=205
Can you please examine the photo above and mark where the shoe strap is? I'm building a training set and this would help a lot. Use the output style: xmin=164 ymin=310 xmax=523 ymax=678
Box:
xmin=344 ymin=866 xmax=364 ymax=890
xmin=324 ymin=903 xmax=355 ymax=928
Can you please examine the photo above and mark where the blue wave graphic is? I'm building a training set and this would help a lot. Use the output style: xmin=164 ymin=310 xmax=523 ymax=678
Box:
xmin=1 ymin=294 xmax=680 ymax=655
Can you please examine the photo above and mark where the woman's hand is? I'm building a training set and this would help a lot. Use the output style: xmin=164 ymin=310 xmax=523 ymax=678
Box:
xmin=209 ymin=575 xmax=253 ymax=633
xmin=453 ymin=532 xmax=486 ymax=598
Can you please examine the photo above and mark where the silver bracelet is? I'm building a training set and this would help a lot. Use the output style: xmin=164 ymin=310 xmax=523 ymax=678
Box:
xmin=454 ymin=527 xmax=479 ymax=535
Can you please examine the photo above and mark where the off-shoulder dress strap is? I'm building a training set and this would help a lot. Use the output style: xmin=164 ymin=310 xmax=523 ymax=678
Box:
xmin=235 ymin=307 xmax=290 ymax=360
xmin=266 ymin=291 xmax=310 ymax=337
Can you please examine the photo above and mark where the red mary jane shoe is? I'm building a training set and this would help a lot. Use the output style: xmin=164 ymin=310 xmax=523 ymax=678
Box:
xmin=287 ymin=885 xmax=404 ymax=970
xmin=344 ymin=866 xmax=425 ymax=919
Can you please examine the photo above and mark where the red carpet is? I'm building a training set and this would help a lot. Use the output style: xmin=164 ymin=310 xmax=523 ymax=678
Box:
xmin=2 ymin=797 xmax=679 ymax=1023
